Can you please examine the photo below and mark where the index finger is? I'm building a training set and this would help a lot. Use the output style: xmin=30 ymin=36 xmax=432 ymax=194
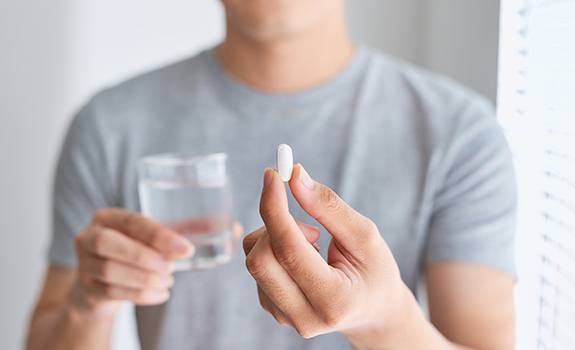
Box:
xmin=259 ymin=169 xmax=338 ymax=302
xmin=82 ymin=226 xmax=172 ymax=272
xmin=93 ymin=208 xmax=194 ymax=259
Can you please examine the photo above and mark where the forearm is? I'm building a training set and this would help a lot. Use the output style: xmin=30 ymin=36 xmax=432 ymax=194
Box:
xmin=26 ymin=297 xmax=115 ymax=350
xmin=345 ymin=286 xmax=472 ymax=350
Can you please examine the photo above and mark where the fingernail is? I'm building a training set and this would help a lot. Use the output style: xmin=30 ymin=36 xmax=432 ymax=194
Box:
xmin=264 ymin=168 xmax=274 ymax=188
xmin=172 ymin=238 xmax=195 ymax=257
xmin=313 ymin=242 xmax=321 ymax=252
xmin=298 ymin=164 xmax=315 ymax=190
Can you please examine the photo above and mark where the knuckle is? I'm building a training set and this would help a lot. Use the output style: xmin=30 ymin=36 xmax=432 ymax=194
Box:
xmin=90 ymin=230 xmax=106 ymax=253
xmin=319 ymin=186 xmax=340 ymax=212
xmin=245 ymin=254 xmax=259 ymax=275
xmin=259 ymin=200 xmax=280 ymax=223
xmin=148 ymin=227 xmax=164 ymax=247
xmin=131 ymin=289 xmax=146 ymax=302
xmin=245 ymin=254 xmax=267 ymax=280
xmin=362 ymin=219 xmax=382 ymax=246
xmin=129 ymin=247 xmax=145 ymax=265
xmin=242 ymin=231 xmax=260 ymax=255
xmin=74 ymin=233 xmax=85 ymax=250
xmin=271 ymin=311 xmax=287 ymax=325
xmin=259 ymin=299 xmax=271 ymax=313
xmin=92 ymin=209 xmax=109 ymax=223
xmin=79 ymin=274 xmax=92 ymax=286
xmin=319 ymin=309 xmax=342 ymax=328
xmin=123 ymin=212 xmax=138 ymax=228
xmin=365 ymin=219 xmax=379 ymax=235
xmin=257 ymin=288 xmax=271 ymax=311
xmin=258 ymin=202 xmax=270 ymax=221
xmin=102 ymin=284 xmax=116 ymax=298
xmin=275 ymin=245 xmax=300 ymax=270
xmin=294 ymin=324 xmax=317 ymax=339
xmin=140 ymin=272 xmax=156 ymax=287
xmin=318 ymin=301 xmax=349 ymax=328
xmin=98 ymin=260 xmax=113 ymax=279
xmin=242 ymin=237 xmax=252 ymax=255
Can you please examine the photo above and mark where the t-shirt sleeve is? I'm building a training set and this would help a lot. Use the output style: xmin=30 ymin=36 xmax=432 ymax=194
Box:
xmin=425 ymin=99 xmax=517 ymax=278
xmin=48 ymin=99 xmax=116 ymax=267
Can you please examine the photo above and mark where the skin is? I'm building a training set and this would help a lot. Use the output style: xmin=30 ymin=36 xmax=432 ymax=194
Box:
xmin=244 ymin=166 xmax=514 ymax=350
xmin=27 ymin=1 xmax=515 ymax=349
xmin=218 ymin=0 xmax=354 ymax=92
xmin=27 ymin=209 xmax=243 ymax=349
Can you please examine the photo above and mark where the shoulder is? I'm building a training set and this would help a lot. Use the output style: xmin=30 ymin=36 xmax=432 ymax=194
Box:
xmin=78 ymin=47 xmax=215 ymax=131
xmin=99 ymin=49 xmax=210 ymax=100
xmin=361 ymin=47 xmax=498 ymax=149
xmin=364 ymin=47 xmax=492 ymax=113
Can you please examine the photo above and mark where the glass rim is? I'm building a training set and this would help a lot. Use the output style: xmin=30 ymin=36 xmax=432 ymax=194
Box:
xmin=139 ymin=152 xmax=228 ymax=167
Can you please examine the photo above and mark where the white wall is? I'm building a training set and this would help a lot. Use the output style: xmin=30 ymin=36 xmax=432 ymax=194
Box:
xmin=0 ymin=1 xmax=223 ymax=349
xmin=0 ymin=1 xmax=499 ymax=349
xmin=421 ymin=0 xmax=500 ymax=102
xmin=347 ymin=0 xmax=500 ymax=101
xmin=0 ymin=1 xmax=71 ymax=350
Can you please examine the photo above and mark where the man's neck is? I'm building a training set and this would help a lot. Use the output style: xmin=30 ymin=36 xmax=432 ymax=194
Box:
xmin=216 ymin=13 xmax=354 ymax=93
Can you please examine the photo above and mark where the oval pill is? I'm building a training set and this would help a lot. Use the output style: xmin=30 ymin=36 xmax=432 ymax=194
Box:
xmin=277 ymin=144 xmax=294 ymax=182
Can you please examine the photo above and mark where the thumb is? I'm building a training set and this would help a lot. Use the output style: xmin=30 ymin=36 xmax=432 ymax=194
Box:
xmin=289 ymin=164 xmax=378 ymax=252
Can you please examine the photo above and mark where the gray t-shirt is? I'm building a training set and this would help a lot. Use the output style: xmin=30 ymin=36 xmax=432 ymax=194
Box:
xmin=49 ymin=47 xmax=516 ymax=350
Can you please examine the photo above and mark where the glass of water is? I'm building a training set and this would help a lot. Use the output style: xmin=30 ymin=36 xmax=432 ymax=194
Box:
xmin=138 ymin=153 xmax=236 ymax=271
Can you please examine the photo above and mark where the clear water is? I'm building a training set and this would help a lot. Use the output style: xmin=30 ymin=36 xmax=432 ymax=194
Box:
xmin=139 ymin=180 xmax=235 ymax=271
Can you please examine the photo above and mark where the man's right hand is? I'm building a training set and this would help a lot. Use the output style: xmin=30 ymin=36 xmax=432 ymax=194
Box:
xmin=70 ymin=208 xmax=195 ymax=317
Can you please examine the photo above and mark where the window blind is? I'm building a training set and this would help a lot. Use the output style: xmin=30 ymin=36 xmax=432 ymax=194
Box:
xmin=497 ymin=0 xmax=575 ymax=349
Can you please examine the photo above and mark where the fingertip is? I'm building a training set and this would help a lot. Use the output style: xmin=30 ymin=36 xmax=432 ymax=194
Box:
xmin=289 ymin=165 xmax=316 ymax=212
xmin=291 ymin=163 xmax=315 ymax=191
xmin=152 ymin=255 xmax=172 ymax=273
xmin=266 ymin=167 xmax=286 ymax=186
xmin=263 ymin=167 xmax=276 ymax=188
xmin=299 ymin=222 xmax=320 ymax=234
xmin=297 ymin=221 xmax=321 ymax=243
xmin=260 ymin=168 xmax=289 ymax=218
xmin=154 ymin=290 xmax=171 ymax=305
xmin=171 ymin=236 xmax=195 ymax=259
xmin=242 ymin=226 xmax=267 ymax=256
xmin=262 ymin=167 xmax=282 ymax=196
xmin=165 ymin=260 xmax=176 ymax=273
xmin=233 ymin=222 xmax=244 ymax=240
xmin=289 ymin=163 xmax=302 ymax=187
xmin=168 ymin=273 xmax=176 ymax=293
xmin=135 ymin=289 xmax=171 ymax=306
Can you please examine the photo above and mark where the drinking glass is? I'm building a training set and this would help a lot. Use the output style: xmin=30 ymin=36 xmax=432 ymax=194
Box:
xmin=138 ymin=153 xmax=235 ymax=271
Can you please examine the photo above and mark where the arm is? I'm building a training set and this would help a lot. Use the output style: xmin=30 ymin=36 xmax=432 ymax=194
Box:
xmin=426 ymin=263 xmax=515 ymax=349
xmin=346 ymin=263 xmax=514 ymax=350
xmin=26 ymin=266 xmax=115 ymax=350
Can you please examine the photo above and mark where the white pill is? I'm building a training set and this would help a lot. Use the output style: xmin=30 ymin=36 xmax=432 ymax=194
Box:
xmin=277 ymin=144 xmax=294 ymax=182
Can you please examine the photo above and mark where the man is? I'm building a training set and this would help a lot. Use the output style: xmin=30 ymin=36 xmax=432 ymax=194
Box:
xmin=27 ymin=1 xmax=516 ymax=349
